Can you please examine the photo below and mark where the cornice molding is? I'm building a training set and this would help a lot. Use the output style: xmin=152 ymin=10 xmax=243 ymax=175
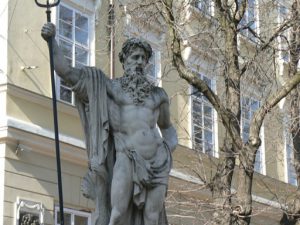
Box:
xmin=0 ymin=116 xmax=87 ymax=166
xmin=2 ymin=83 xmax=79 ymax=117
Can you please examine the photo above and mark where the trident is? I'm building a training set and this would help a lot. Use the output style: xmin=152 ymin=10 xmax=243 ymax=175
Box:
xmin=34 ymin=0 xmax=64 ymax=225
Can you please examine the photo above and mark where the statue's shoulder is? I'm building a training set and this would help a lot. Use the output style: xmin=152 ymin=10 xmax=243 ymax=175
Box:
xmin=152 ymin=86 xmax=169 ymax=104
xmin=106 ymin=76 xmax=123 ymax=96
xmin=111 ymin=77 xmax=122 ymax=88
xmin=80 ymin=66 xmax=108 ymax=80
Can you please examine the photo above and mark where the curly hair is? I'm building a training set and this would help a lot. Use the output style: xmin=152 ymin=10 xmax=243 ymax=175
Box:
xmin=119 ymin=38 xmax=153 ymax=64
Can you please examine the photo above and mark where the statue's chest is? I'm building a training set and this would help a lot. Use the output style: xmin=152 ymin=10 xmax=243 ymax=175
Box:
xmin=111 ymin=86 xmax=160 ymax=108
xmin=107 ymin=90 xmax=160 ymax=129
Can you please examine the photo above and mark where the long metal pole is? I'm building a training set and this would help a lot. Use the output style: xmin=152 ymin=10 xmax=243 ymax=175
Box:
xmin=45 ymin=7 xmax=65 ymax=225
xmin=109 ymin=0 xmax=115 ymax=79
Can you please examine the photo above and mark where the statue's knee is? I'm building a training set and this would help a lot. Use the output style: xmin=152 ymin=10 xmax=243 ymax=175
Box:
xmin=144 ymin=211 xmax=159 ymax=225
xmin=110 ymin=208 xmax=123 ymax=224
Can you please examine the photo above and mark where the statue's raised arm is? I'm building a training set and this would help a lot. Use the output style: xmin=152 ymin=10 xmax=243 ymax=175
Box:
xmin=41 ymin=22 xmax=81 ymax=86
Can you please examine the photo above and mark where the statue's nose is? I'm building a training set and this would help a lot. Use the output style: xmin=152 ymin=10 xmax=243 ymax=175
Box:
xmin=137 ymin=57 xmax=143 ymax=64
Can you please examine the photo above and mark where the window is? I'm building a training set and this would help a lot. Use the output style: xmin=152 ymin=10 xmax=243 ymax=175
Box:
xmin=55 ymin=207 xmax=91 ymax=225
xmin=145 ymin=50 xmax=161 ymax=85
xmin=191 ymin=74 xmax=216 ymax=156
xmin=241 ymin=96 xmax=265 ymax=173
xmin=56 ymin=4 xmax=91 ymax=104
xmin=16 ymin=199 xmax=44 ymax=225
xmin=278 ymin=4 xmax=290 ymax=62
xmin=193 ymin=0 xmax=213 ymax=15
xmin=286 ymin=138 xmax=297 ymax=185
xmin=239 ymin=0 xmax=259 ymax=40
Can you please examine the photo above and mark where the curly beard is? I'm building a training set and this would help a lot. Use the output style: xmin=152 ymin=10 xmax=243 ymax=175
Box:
xmin=118 ymin=72 xmax=154 ymax=105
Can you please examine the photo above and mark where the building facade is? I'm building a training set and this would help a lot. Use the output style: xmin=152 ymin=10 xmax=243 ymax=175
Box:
xmin=0 ymin=0 xmax=298 ymax=224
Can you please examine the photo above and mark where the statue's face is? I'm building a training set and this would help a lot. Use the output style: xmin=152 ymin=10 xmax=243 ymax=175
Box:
xmin=123 ymin=47 xmax=147 ymax=75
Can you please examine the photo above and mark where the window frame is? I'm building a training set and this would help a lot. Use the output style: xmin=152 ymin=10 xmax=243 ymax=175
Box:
xmin=193 ymin=0 xmax=215 ymax=16
xmin=16 ymin=199 xmax=44 ymax=225
xmin=190 ymin=72 xmax=218 ymax=157
xmin=240 ymin=96 xmax=266 ymax=174
xmin=239 ymin=0 xmax=260 ymax=41
xmin=145 ymin=48 xmax=161 ymax=86
xmin=277 ymin=3 xmax=290 ymax=63
xmin=54 ymin=206 xmax=92 ymax=225
xmin=284 ymin=132 xmax=297 ymax=186
xmin=55 ymin=2 xmax=94 ymax=105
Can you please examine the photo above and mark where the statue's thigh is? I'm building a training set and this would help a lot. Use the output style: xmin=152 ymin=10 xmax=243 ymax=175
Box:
xmin=111 ymin=152 xmax=133 ymax=204
xmin=144 ymin=185 xmax=167 ymax=214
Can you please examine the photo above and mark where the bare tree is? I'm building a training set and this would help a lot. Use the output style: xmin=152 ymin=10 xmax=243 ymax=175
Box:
xmin=117 ymin=0 xmax=300 ymax=224
xmin=280 ymin=1 xmax=300 ymax=224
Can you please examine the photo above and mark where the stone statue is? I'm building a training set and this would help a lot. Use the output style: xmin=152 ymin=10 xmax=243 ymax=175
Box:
xmin=41 ymin=22 xmax=178 ymax=225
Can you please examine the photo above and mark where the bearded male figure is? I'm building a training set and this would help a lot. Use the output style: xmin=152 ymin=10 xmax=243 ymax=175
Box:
xmin=41 ymin=23 xmax=178 ymax=225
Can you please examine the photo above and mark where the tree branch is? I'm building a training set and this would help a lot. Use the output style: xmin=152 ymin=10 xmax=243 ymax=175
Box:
xmin=159 ymin=0 xmax=243 ymax=149
xmin=249 ymin=71 xmax=300 ymax=146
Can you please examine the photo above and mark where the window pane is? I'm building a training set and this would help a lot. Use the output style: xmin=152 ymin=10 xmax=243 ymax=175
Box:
xmin=60 ymin=40 xmax=73 ymax=61
xmin=192 ymin=88 xmax=202 ymax=98
xmin=254 ymin=148 xmax=261 ymax=172
xmin=75 ymin=47 xmax=88 ymax=65
xmin=56 ymin=212 xmax=71 ymax=225
xmin=204 ymin=117 xmax=212 ymax=129
xmin=59 ymin=6 xmax=73 ymax=24
xmin=75 ymin=28 xmax=88 ymax=46
xmin=203 ymin=105 xmax=212 ymax=118
xmin=204 ymin=142 xmax=213 ymax=155
xmin=204 ymin=130 xmax=213 ymax=143
xmin=242 ymin=108 xmax=250 ymax=120
xmin=242 ymin=97 xmax=250 ymax=108
xmin=75 ymin=61 xmax=86 ymax=69
xmin=242 ymin=121 xmax=250 ymax=136
xmin=193 ymin=99 xmax=202 ymax=114
xmin=60 ymin=86 xmax=72 ymax=103
xmin=75 ymin=13 xmax=88 ymax=31
xmin=194 ymin=127 xmax=203 ymax=141
xmin=194 ymin=142 xmax=203 ymax=152
xmin=254 ymin=160 xmax=261 ymax=172
xmin=193 ymin=115 xmax=202 ymax=127
xmin=75 ymin=215 xmax=88 ymax=225
xmin=195 ymin=0 xmax=210 ymax=14
xmin=145 ymin=63 xmax=155 ymax=78
xmin=251 ymin=99 xmax=259 ymax=111
xmin=287 ymin=144 xmax=297 ymax=185
xmin=59 ymin=20 xmax=73 ymax=40
xmin=145 ymin=52 xmax=156 ymax=78
xmin=203 ymin=76 xmax=212 ymax=88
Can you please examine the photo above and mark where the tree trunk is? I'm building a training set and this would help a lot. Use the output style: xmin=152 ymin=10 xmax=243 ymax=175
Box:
xmin=210 ymin=137 xmax=236 ymax=225
xmin=209 ymin=6 xmax=243 ymax=224
xmin=235 ymin=145 xmax=256 ymax=225
xmin=280 ymin=1 xmax=300 ymax=224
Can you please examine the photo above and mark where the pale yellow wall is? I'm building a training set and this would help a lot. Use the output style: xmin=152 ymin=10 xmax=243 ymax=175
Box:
xmin=7 ymin=0 xmax=52 ymax=96
xmin=161 ymin=61 xmax=192 ymax=148
xmin=3 ymin=139 xmax=93 ymax=225
xmin=6 ymin=86 xmax=84 ymax=140
xmin=263 ymin=107 xmax=286 ymax=181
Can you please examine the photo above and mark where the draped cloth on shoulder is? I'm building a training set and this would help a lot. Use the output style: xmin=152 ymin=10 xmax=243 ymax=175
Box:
xmin=72 ymin=67 xmax=114 ymax=225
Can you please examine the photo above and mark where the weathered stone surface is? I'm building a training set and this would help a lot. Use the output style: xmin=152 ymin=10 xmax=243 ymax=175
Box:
xmin=41 ymin=23 xmax=178 ymax=225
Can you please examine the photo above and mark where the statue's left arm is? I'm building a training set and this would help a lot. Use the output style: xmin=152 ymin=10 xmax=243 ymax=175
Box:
xmin=157 ymin=89 xmax=178 ymax=152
